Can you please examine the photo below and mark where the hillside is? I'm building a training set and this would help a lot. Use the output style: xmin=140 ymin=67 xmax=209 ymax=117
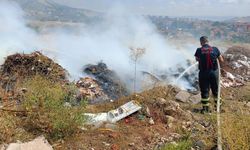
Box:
xmin=10 ymin=0 xmax=101 ymax=22
xmin=229 ymin=16 xmax=250 ymax=23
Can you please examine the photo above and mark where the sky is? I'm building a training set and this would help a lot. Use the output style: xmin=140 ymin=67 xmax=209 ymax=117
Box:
xmin=53 ymin=0 xmax=250 ymax=17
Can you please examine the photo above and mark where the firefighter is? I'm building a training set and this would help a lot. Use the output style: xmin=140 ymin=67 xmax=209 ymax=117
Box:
xmin=195 ymin=36 xmax=224 ymax=113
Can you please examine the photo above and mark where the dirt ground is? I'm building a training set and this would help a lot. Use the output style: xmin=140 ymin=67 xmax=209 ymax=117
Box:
xmin=1 ymin=82 xmax=249 ymax=150
xmin=52 ymin=83 xmax=250 ymax=150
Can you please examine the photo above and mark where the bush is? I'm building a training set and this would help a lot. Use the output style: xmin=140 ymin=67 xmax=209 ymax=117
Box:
xmin=22 ymin=76 xmax=86 ymax=139
xmin=161 ymin=140 xmax=192 ymax=150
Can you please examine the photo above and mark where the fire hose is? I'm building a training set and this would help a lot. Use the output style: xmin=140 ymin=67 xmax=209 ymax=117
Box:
xmin=217 ymin=59 xmax=222 ymax=150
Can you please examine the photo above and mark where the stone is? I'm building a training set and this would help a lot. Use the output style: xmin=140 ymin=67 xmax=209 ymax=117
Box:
xmin=63 ymin=102 xmax=71 ymax=107
xmin=169 ymin=141 xmax=177 ymax=146
xmin=189 ymin=94 xmax=201 ymax=104
xmin=167 ymin=123 xmax=173 ymax=128
xmin=175 ymin=91 xmax=191 ymax=103
xmin=6 ymin=136 xmax=53 ymax=150
xmin=172 ymin=86 xmax=182 ymax=93
xmin=149 ymin=118 xmax=155 ymax=125
xmin=169 ymin=133 xmax=182 ymax=140
xmin=164 ymin=100 xmax=181 ymax=116
xmin=141 ymin=105 xmax=151 ymax=117
xmin=200 ymin=121 xmax=211 ymax=128
xmin=102 ymin=142 xmax=110 ymax=147
xmin=145 ymin=106 xmax=151 ymax=117
xmin=1 ymin=144 xmax=7 ymax=150
xmin=105 ymin=123 xmax=118 ymax=130
xmin=156 ymin=98 xmax=167 ymax=105
xmin=195 ymin=140 xmax=206 ymax=149
xmin=246 ymin=102 xmax=250 ymax=107
xmin=80 ymin=126 xmax=88 ymax=131
xmin=111 ymin=144 xmax=119 ymax=150
xmin=165 ymin=115 xmax=175 ymax=124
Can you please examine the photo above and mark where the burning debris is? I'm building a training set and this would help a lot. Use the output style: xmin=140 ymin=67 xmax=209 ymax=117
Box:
xmin=0 ymin=51 xmax=68 ymax=91
xmin=76 ymin=77 xmax=109 ymax=103
xmin=221 ymin=46 xmax=250 ymax=87
xmin=141 ymin=62 xmax=199 ymax=92
xmin=84 ymin=62 xmax=129 ymax=100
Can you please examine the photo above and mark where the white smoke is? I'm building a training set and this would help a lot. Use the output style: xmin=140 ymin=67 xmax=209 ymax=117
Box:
xmin=0 ymin=1 xmax=41 ymax=63
xmin=0 ymin=1 xmax=197 ymax=91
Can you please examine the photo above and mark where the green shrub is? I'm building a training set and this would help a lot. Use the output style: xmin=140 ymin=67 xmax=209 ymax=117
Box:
xmin=22 ymin=76 xmax=86 ymax=139
xmin=161 ymin=140 xmax=192 ymax=150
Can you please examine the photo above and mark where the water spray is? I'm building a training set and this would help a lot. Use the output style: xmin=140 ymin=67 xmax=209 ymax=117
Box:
xmin=175 ymin=62 xmax=198 ymax=83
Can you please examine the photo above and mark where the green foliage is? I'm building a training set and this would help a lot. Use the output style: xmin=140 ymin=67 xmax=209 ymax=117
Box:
xmin=22 ymin=76 xmax=86 ymax=139
xmin=161 ymin=140 xmax=192 ymax=150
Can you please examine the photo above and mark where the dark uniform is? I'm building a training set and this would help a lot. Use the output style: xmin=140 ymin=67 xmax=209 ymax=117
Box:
xmin=195 ymin=44 xmax=221 ymax=108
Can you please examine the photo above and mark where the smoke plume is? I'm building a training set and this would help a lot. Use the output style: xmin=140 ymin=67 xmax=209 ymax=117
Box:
xmin=0 ymin=1 xmax=197 ymax=91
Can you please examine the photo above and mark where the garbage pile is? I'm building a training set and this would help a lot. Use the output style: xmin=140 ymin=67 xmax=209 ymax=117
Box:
xmin=0 ymin=51 xmax=68 ymax=91
xmin=84 ymin=62 xmax=129 ymax=100
xmin=221 ymin=46 xmax=250 ymax=87
xmin=76 ymin=77 xmax=109 ymax=103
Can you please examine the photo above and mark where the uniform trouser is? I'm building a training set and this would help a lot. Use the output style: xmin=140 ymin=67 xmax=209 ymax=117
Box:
xmin=199 ymin=69 xmax=219 ymax=106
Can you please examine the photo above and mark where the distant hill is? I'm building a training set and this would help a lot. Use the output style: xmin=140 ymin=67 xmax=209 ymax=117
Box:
xmin=10 ymin=0 xmax=102 ymax=22
xmin=229 ymin=16 xmax=250 ymax=23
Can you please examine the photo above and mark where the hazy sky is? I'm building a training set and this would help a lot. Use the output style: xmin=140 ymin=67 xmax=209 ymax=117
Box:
xmin=53 ymin=0 xmax=250 ymax=16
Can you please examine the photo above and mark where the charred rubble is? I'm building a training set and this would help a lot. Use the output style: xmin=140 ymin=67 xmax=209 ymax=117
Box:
xmin=84 ymin=62 xmax=129 ymax=100
xmin=76 ymin=77 xmax=110 ymax=104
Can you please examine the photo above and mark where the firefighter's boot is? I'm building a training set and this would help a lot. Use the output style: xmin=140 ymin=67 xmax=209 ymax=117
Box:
xmin=201 ymin=98 xmax=211 ymax=114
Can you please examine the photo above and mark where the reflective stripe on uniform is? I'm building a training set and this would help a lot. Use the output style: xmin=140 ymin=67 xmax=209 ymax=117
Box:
xmin=202 ymin=103 xmax=210 ymax=106
xmin=201 ymin=98 xmax=210 ymax=106
xmin=201 ymin=98 xmax=209 ymax=102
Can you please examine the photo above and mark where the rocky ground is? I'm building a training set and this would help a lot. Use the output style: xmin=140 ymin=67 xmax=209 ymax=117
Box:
xmin=53 ymin=83 xmax=249 ymax=150
xmin=0 ymin=45 xmax=250 ymax=150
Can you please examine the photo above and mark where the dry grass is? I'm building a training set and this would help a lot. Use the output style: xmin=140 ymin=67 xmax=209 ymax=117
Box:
xmin=0 ymin=76 xmax=87 ymax=143
xmin=221 ymin=113 xmax=250 ymax=150
xmin=0 ymin=111 xmax=35 ymax=144
xmin=22 ymin=76 xmax=86 ymax=140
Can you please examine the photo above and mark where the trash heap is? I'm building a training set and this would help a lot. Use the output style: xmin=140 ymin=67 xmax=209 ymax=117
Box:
xmin=76 ymin=77 xmax=109 ymax=103
xmin=84 ymin=62 xmax=129 ymax=100
xmin=0 ymin=51 xmax=68 ymax=91
xmin=221 ymin=46 xmax=250 ymax=87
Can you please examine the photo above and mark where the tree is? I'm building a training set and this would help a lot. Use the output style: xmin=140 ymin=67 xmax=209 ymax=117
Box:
xmin=129 ymin=47 xmax=146 ymax=93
